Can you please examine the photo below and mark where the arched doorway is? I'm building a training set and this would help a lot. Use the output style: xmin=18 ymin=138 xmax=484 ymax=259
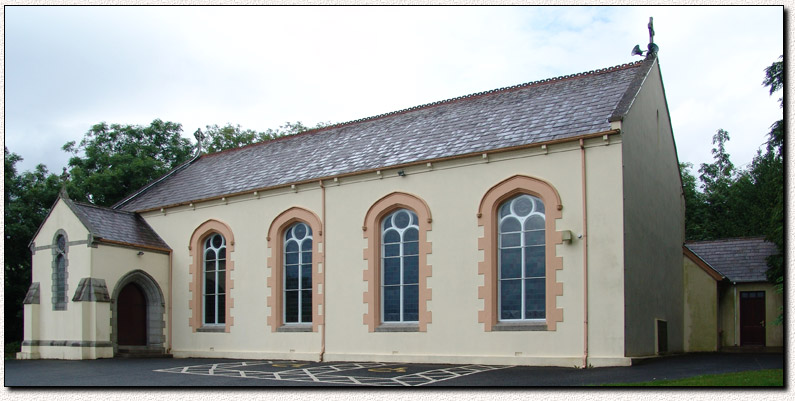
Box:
xmin=117 ymin=283 xmax=147 ymax=345
xmin=111 ymin=270 xmax=166 ymax=356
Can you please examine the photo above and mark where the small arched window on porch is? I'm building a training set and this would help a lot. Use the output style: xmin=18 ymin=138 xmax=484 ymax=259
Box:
xmin=52 ymin=231 xmax=68 ymax=311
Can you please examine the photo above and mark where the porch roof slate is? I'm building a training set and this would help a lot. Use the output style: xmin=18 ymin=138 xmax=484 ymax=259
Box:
xmin=67 ymin=198 xmax=171 ymax=251
xmin=685 ymin=237 xmax=778 ymax=283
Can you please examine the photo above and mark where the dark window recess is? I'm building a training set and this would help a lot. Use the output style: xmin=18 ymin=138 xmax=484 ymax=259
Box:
xmin=657 ymin=320 xmax=668 ymax=354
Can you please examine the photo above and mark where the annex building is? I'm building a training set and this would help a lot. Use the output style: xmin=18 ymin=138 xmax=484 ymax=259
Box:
xmin=19 ymin=55 xmax=687 ymax=367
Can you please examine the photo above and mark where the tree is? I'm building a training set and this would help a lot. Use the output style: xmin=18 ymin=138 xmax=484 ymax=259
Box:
xmin=760 ymin=56 xmax=784 ymax=310
xmin=62 ymin=119 xmax=194 ymax=207
xmin=680 ymin=162 xmax=708 ymax=240
xmin=200 ymin=121 xmax=332 ymax=154
xmin=4 ymin=148 xmax=62 ymax=344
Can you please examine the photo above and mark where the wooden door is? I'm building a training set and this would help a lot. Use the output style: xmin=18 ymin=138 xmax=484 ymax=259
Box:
xmin=740 ymin=291 xmax=766 ymax=346
xmin=118 ymin=283 xmax=147 ymax=346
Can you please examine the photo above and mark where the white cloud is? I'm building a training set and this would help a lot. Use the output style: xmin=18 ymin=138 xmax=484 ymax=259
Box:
xmin=4 ymin=5 xmax=784 ymax=176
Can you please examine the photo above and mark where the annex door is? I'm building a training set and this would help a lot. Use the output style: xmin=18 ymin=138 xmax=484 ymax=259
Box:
xmin=117 ymin=283 xmax=147 ymax=345
xmin=740 ymin=291 xmax=766 ymax=346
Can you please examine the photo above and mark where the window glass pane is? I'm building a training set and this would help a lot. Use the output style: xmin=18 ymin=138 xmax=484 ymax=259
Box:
xmin=301 ymin=289 xmax=313 ymax=323
xmin=500 ymin=233 xmax=521 ymax=247
xmin=301 ymin=264 xmax=312 ymax=289
xmin=499 ymin=202 xmax=512 ymax=218
xmin=383 ymin=286 xmax=400 ymax=322
xmin=294 ymin=223 xmax=307 ymax=239
xmin=403 ymin=255 xmax=418 ymax=284
xmin=403 ymin=284 xmax=419 ymax=321
xmin=525 ymin=278 xmax=545 ymax=319
xmin=383 ymin=218 xmax=393 ymax=230
xmin=500 ymin=280 xmax=521 ymax=320
xmin=205 ymin=272 xmax=216 ymax=295
xmin=218 ymin=247 xmax=226 ymax=260
xmin=403 ymin=241 xmax=419 ymax=256
xmin=525 ymin=215 xmax=545 ymax=231
xmin=205 ymin=249 xmax=216 ymax=262
xmin=383 ymin=230 xmax=400 ymax=244
xmin=394 ymin=210 xmax=411 ymax=229
xmin=285 ymin=291 xmax=298 ymax=323
xmin=384 ymin=243 xmax=400 ymax=257
xmin=285 ymin=252 xmax=299 ymax=265
xmin=512 ymin=196 xmax=534 ymax=217
xmin=404 ymin=227 xmax=418 ymax=242
xmin=534 ymin=198 xmax=545 ymax=214
xmin=285 ymin=265 xmax=299 ymax=289
xmin=217 ymin=259 xmax=226 ymax=272
xmin=218 ymin=295 xmax=226 ymax=324
xmin=285 ymin=228 xmax=293 ymax=240
xmin=500 ymin=217 xmax=521 ymax=233
xmin=204 ymin=295 xmax=215 ymax=324
xmin=301 ymin=239 xmax=312 ymax=252
xmin=524 ymin=246 xmax=545 ymax=277
xmin=500 ymin=248 xmax=521 ymax=278
xmin=212 ymin=234 xmax=223 ymax=249
xmin=411 ymin=212 xmax=418 ymax=225
xmin=286 ymin=241 xmax=298 ymax=253
xmin=302 ymin=251 xmax=312 ymax=264
xmin=57 ymin=235 xmax=66 ymax=252
xmin=525 ymin=230 xmax=545 ymax=246
xmin=383 ymin=257 xmax=401 ymax=285
xmin=218 ymin=271 xmax=225 ymax=293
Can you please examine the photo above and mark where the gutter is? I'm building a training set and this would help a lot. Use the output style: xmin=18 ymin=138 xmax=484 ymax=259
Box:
xmin=319 ymin=180 xmax=327 ymax=362
xmin=580 ymin=138 xmax=589 ymax=369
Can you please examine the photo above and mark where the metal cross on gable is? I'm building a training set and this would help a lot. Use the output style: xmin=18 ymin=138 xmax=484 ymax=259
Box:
xmin=648 ymin=17 xmax=655 ymax=45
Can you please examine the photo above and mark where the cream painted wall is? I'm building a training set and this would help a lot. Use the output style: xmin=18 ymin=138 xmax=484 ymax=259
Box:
xmin=91 ymin=244 xmax=170 ymax=348
xmin=581 ymin=139 xmax=626 ymax=360
xmin=619 ymin=59 xmax=686 ymax=356
xmin=142 ymin=186 xmax=324 ymax=359
xmin=682 ymin=257 xmax=719 ymax=352
xmin=323 ymin=144 xmax=607 ymax=366
xmin=27 ymin=199 xmax=92 ymax=356
xmin=719 ymin=282 xmax=783 ymax=348
xmin=139 ymin=140 xmax=630 ymax=366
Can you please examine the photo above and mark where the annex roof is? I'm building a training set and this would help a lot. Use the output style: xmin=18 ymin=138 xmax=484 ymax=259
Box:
xmin=65 ymin=197 xmax=171 ymax=252
xmin=116 ymin=58 xmax=655 ymax=212
xmin=685 ymin=237 xmax=778 ymax=283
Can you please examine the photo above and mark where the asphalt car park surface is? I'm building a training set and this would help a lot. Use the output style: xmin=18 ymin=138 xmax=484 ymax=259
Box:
xmin=3 ymin=352 xmax=784 ymax=387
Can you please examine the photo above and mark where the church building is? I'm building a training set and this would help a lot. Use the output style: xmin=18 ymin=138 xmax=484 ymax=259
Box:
xmin=18 ymin=55 xmax=685 ymax=367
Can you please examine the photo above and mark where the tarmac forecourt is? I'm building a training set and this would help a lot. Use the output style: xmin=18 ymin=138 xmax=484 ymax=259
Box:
xmin=154 ymin=360 xmax=513 ymax=386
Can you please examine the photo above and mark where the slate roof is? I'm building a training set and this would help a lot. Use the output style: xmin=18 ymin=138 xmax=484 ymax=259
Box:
xmin=66 ymin=198 xmax=171 ymax=251
xmin=116 ymin=58 xmax=654 ymax=212
xmin=685 ymin=237 xmax=778 ymax=283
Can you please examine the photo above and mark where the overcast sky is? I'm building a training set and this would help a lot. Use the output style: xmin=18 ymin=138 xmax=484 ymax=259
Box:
xmin=4 ymin=5 xmax=785 ymax=178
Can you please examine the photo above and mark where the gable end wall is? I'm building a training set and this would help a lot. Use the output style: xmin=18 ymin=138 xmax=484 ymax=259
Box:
xmin=620 ymin=59 xmax=685 ymax=356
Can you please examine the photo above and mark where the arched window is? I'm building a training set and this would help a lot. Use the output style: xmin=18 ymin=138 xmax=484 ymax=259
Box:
xmin=362 ymin=192 xmax=432 ymax=332
xmin=498 ymin=194 xmax=545 ymax=321
xmin=189 ymin=219 xmax=235 ymax=332
xmin=477 ymin=175 xmax=564 ymax=331
xmin=283 ymin=222 xmax=313 ymax=324
xmin=203 ymin=233 xmax=226 ymax=326
xmin=381 ymin=209 xmax=419 ymax=323
xmin=53 ymin=232 xmax=68 ymax=311
xmin=266 ymin=207 xmax=323 ymax=332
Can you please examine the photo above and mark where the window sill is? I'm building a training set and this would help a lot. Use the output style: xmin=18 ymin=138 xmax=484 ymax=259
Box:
xmin=493 ymin=322 xmax=547 ymax=331
xmin=277 ymin=324 xmax=313 ymax=333
xmin=197 ymin=326 xmax=226 ymax=333
xmin=376 ymin=323 xmax=420 ymax=332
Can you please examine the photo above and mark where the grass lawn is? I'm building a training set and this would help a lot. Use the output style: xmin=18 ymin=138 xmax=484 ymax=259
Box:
xmin=603 ymin=369 xmax=784 ymax=386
